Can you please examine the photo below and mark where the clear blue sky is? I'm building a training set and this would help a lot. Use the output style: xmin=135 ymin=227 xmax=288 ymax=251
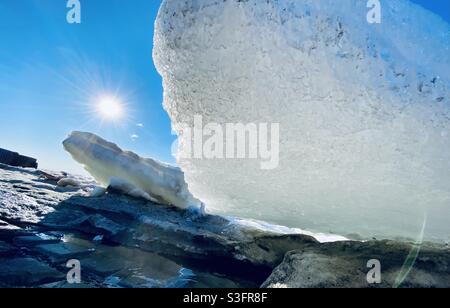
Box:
xmin=0 ymin=0 xmax=448 ymax=174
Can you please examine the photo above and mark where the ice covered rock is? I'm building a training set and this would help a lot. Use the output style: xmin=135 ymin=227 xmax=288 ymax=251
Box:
xmin=63 ymin=131 xmax=201 ymax=209
xmin=57 ymin=177 xmax=80 ymax=188
xmin=89 ymin=186 xmax=107 ymax=198
xmin=1 ymin=163 xmax=450 ymax=288
xmin=153 ymin=0 xmax=450 ymax=242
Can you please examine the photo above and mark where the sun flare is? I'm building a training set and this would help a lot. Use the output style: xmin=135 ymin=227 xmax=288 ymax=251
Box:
xmin=96 ymin=95 xmax=124 ymax=120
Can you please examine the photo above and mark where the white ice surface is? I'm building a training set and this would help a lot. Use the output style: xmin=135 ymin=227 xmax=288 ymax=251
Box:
xmin=154 ymin=0 xmax=450 ymax=242
xmin=108 ymin=177 xmax=158 ymax=202
xmin=228 ymin=217 xmax=349 ymax=243
xmin=63 ymin=131 xmax=201 ymax=209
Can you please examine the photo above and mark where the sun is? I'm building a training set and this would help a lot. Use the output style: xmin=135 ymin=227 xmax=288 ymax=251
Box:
xmin=96 ymin=95 xmax=124 ymax=120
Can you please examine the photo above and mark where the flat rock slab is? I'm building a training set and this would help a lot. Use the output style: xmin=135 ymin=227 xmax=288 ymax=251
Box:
xmin=13 ymin=235 xmax=61 ymax=247
xmin=39 ymin=281 xmax=98 ymax=289
xmin=33 ymin=243 xmax=95 ymax=263
xmin=87 ymin=214 xmax=127 ymax=237
xmin=0 ymin=220 xmax=25 ymax=241
xmin=0 ymin=257 xmax=64 ymax=287
xmin=262 ymin=241 xmax=450 ymax=288
xmin=80 ymin=254 xmax=126 ymax=277
xmin=0 ymin=241 xmax=18 ymax=257
xmin=0 ymin=219 xmax=20 ymax=230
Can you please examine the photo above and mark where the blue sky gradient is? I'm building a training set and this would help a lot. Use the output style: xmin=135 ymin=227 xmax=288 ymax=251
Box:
xmin=0 ymin=0 xmax=449 ymax=174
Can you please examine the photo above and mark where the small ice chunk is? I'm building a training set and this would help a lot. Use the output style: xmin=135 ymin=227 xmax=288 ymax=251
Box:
xmin=57 ymin=177 xmax=80 ymax=188
xmin=92 ymin=235 xmax=104 ymax=242
xmin=63 ymin=131 xmax=201 ymax=209
xmin=89 ymin=186 xmax=107 ymax=198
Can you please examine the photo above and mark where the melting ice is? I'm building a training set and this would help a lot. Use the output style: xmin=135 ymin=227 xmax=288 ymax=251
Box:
xmin=153 ymin=0 xmax=450 ymax=242
xmin=63 ymin=131 xmax=202 ymax=209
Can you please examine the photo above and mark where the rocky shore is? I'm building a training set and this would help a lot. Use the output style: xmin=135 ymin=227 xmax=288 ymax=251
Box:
xmin=0 ymin=163 xmax=449 ymax=288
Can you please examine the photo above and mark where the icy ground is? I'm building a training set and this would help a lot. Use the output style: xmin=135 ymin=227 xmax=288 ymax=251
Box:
xmin=1 ymin=163 xmax=449 ymax=288
xmin=0 ymin=163 xmax=270 ymax=287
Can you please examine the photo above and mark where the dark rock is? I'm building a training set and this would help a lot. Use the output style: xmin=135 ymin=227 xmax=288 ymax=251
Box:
xmin=0 ymin=241 xmax=18 ymax=257
xmin=0 ymin=149 xmax=37 ymax=169
xmin=86 ymin=214 xmax=127 ymax=237
xmin=33 ymin=243 xmax=95 ymax=263
xmin=62 ymin=194 xmax=312 ymax=274
xmin=0 ymin=258 xmax=64 ymax=286
xmin=38 ymin=170 xmax=65 ymax=183
xmin=233 ymin=233 xmax=317 ymax=268
xmin=0 ymin=220 xmax=22 ymax=233
xmin=0 ymin=221 xmax=34 ymax=242
xmin=262 ymin=240 xmax=450 ymax=288
xmin=38 ymin=208 xmax=90 ymax=230
xmin=13 ymin=234 xmax=61 ymax=247
xmin=79 ymin=255 xmax=125 ymax=277
xmin=39 ymin=280 xmax=98 ymax=289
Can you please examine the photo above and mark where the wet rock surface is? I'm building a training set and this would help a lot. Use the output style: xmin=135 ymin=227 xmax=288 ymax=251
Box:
xmin=262 ymin=241 xmax=450 ymax=288
xmin=0 ymin=163 xmax=296 ymax=287
xmin=0 ymin=257 xmax=64 ymax=286
xmin=0 ymin=163 xmax=449 ymax=288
